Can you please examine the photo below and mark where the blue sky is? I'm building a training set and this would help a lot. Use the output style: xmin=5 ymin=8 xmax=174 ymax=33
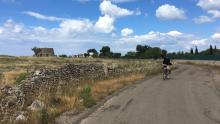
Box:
xmin=0 ymin=0 xmax=220 ymax=56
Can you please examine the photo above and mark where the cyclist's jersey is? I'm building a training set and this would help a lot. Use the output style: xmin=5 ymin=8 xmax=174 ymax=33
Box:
xmin=163 ymin=57 xmax=171 ymax=65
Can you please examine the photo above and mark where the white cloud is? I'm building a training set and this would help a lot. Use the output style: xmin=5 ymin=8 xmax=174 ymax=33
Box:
xmin=94 ymin=15 xmax=115 ymax=33
xmin=118 ymin=31 xmax=203 ymax=52
xmin=121 ymin=28 xmax=134 ymax=37
xmin=23 ymin=11 xmax=65 ymax=21
xmin=211 ymin=32 xmax=220 ymax=40
xmin=191 ymin=39 xmax=207 ymax=46
xmin=100 ymin=0 xmax=134 ymax=18
xmin=167 ymin=31 xmax=183 ymax=37
xmin=94 ymin=0 xmax=134 ymax=33
xmin=196 ymin=1 xmax=220 ymax=24
xmin=208 ymin=10 xmax=220 ymax=18
xmin=197 ymin=0 xmax=220 ymax=10
xmin=0 ymin=19 xmax=97 ymax=43
xmin=59 ymin=19 xmax=93 ymax=33
xmin=23 ymin=1 xmax=134 ymax=34
xmin=120 ymin=31 xmax=183 ymax=43
xmin=0 ymin=28 xmax=3 ymax=34
xmin=13 ymin=24 xmax=23 ymax=33
xmin=0 ymin=19 xmax=218 ymax=55
xmin=193 ymin=15 xmax=214 ymax=24
xmin=156 ymin=4 xmax=186 ymax=20
xmin=1 ymin=19 xmax=24 ymax=33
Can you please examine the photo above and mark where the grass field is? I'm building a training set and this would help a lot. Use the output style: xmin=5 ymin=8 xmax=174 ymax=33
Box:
xmin=0 ymin=57 xmax=159 ymax=86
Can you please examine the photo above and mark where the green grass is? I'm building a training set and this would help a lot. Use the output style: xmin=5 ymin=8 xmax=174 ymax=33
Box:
xmin=80 ymin=85 xmax=96 ymax=108
xmin=14 ymin=73 xmax=29 ymax=85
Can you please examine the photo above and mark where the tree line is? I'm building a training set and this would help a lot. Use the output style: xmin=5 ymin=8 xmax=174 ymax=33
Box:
xmin=81 ymin=45 xmax=167 ymax=59
xmin=84 ymin=46 xmax=122 ymax=58
xmin=167 ymin=45 xmax=220 ymax=60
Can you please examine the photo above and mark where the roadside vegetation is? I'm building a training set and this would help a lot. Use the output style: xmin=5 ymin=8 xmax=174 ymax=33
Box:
xmin=0 ymin=56 xmax=162 ymax=123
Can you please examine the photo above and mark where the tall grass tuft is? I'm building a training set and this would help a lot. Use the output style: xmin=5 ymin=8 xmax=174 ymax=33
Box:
xmin=40 ymin=108 xmax=49 ymax=124
xmin=80 ymin=85 xmax=95 ymax=108
xmin=14 ymin=73 xmax=28 ymax=85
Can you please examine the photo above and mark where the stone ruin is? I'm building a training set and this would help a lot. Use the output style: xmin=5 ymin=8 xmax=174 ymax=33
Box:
xmin=32 ymin=48 xmax=55 ymax=57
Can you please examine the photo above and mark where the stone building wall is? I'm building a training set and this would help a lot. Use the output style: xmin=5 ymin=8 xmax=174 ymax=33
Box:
xmin=35 ymin=48 xmax=55 ymax=57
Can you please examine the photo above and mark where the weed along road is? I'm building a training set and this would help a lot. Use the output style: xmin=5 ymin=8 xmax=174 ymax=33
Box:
xmin=57 ymin=65 xmax=220 ymax=124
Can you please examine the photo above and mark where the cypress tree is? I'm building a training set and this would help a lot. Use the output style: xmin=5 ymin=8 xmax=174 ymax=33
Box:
xmin=190 ymin=48 xmax=194 ymax=55
xmin=195 ymin=46 xmax=199 ymax=55
xmin=210 ymin=45 xmax=213 ymax=55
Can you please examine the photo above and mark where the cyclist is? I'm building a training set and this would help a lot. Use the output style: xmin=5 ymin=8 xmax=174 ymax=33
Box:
xmin=161 ymin=53 xmax=172 ymax=74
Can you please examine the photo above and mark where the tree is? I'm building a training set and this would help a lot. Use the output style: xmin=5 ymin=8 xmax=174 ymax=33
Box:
xmin=162 ymin=49 xmax=167 ymax=55
xmin=214 ymin=45 xmax=217 ymax=54
xmin=32 ymin=47 xmax=41 ymax=56
xmin=181 ymin=51 xmax=184 ymax=56
xmin=59 ymin=54 xmax=67 ymax=58
xmin=84 ymin=53 xmax=89 ymax=57
xmin=100 ymin=46 xmax=111 ymax=58
xmin=136 ymin=45 xmax=145 ymax=53
xmin=87 ymin=49 xmax=98 ymax=57
xmin=190 ymin=48 xmax=194 ymax=55
xmin=210 ymin=45 xmax=213 ymax=55
xmin=112 ymin=53 xmax=121 ymax=58
xmin=146 ymin=47 xmax=161 ymax=59
xmin=124 ymin=52 xmax=136 ymax=59
xmin=167 ymin=52 xmax=177 ymax=59
xmin=136 ymin=45 xmax=151 ymax=53
xmin=195 ymin=46 xmax=199 ymax=55
xmin=136 ymin=45 xmax=153 ymax=59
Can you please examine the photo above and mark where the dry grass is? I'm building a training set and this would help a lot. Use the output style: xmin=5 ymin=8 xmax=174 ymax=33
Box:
xmin=0 ymin=56 xmax=158 ymax=87
xmin=27 ymin=73 xmax=149 ymax=123
xmin=2 ymin=70 xmax=26 ymax=85
xmin=46 ymin=74 xmax=147 ymax=122
xmin=92 ymin=74 xmax=144 ymax=101
xmin=0 ymin=56 xmax=162 ymax=123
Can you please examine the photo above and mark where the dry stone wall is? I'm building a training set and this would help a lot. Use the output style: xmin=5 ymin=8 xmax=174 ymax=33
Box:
xmin=0 ymin=63 xmax=107 ymax=122
xmin=0 ymin=62 xmax=152 ymax=123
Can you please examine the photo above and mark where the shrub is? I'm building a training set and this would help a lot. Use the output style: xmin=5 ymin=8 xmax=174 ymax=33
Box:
xmin=80 ymin=85 xmax=95 ymax=108
xmin=41 ymin=108 xmax=49 ymax=124
xmin=15 ymin=73 xmax=28 ymax=85
xmin=59 ymin=54 xmax=67 ymax=58
xmin=49 ymin=97 xmax=62 ymax=107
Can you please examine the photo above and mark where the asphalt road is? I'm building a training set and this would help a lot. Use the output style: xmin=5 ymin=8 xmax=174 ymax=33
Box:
xmin=57 ymin=65 xmax=220 ymax=124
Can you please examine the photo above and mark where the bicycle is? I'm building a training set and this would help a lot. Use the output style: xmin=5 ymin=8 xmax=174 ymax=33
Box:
xmin=162 ymin=65 xmax=169 ymax=80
